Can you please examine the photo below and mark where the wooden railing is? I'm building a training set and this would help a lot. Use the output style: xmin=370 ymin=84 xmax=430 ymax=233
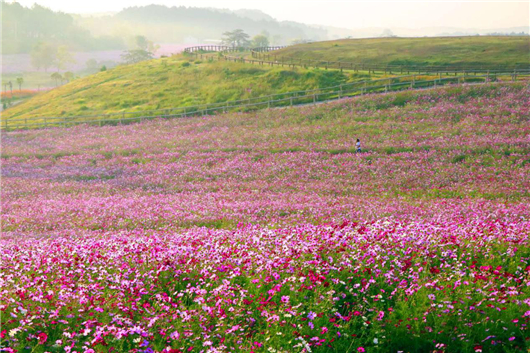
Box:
xmin=3 ymin=73 xmax=523 ymax=131
xmin=248 ymin=47 xmax=530 ymax=75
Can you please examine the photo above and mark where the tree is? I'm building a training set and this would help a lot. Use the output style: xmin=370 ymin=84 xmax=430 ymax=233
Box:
xmin=16 ymin=77 xmax=24 ymax=91
xmin=30 ymin=42 xmax=57 ymax=72
xmin=222 ymin=29 xmax=250 ymax=47
xmin=291 ymin=38 xmax=311 ymax=45
xmin=86 ymin=58 xmax=98 ymax=71
xmin=135 ymin=35 xmax=159 ymax=53
xmin=64 ymin=72 xmax=74 ymax=82
xmin=121 ymin=49 xmax=154 ymax=64
xmin=251 ymin=34 xmax=269 ymax=48
xmin=100 ymin=65 xmax=107 ymax=72
xmin=271 ymin=35 xmax=282 ymax=46
xmin=380 ymin=29 xmax=397 ymax=38
xmin=120 ymin=36 xmax=157 ymax=65
xmin=51 ymin=72 xmax=62 ymax=87
xmin=8 ymin=81 xmax=13 ymax=95
xmin=56 ymin=45 xmax=76 ymax=71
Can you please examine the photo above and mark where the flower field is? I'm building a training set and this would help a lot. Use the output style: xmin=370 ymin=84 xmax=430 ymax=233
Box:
xmin=1 ymin=83 xmax=529 ymax=352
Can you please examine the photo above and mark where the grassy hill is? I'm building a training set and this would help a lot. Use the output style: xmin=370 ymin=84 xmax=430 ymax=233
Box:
xmin=2 ymin=55 xmax=361 ymax=121
xmin=4 ymin=36 xmax=528 ymax=123
xmin=271 ymin=36 xmax=530 ymax=68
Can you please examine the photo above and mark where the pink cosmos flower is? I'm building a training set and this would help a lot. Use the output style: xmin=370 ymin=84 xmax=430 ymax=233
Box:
xmin=38 ymin=332 xmax=47 ymax=344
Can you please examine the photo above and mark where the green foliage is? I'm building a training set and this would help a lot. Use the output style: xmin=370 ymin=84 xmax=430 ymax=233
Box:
xmin=273 ymin=36 xmax=530 ymax=68
xmin=2 ymin=2 xmax=124 ymax=54
xmin=55 ymin=45 xmax=76 ymax=71
xmin=2 ymin=56 xmax=357 ymax=120
xmin=252 ymin=34 xmax=270 ymax=48
xmin=121 ymin=49 xmax=154 ymax=65
xmin=86 ymin=58 xmax=98 ymax=71
xmin=452 ymin=154 xmax=467 ymax=163
xmin=16 ymin=77 xmax=23 ymax=91
xmin=222 ymin=29 xmax=251 ymax=47
xmin=30 ymin=42 xmax=57 ymax=72
xmin=107 ymin=5 xmax=326 ymax=45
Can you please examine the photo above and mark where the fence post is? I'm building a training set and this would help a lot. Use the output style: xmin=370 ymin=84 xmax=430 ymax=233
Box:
xmin=4 ymin=120 xmax=8 ymax=132
xmin=44 ymin=117 xmax=47 ymax=128
xmin=290 ymin=97 xmax=293 ymax=106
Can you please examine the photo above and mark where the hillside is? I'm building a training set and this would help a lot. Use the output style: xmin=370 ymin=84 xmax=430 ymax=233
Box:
xmin=271 ymin=36 xmax=530 ymax=68
xmin=1 ymin=55 xmax=355 ymax=121
xmin=2 ymin=83 xmax=529 ymax=352
xmin=1 ymin=2 xmax=124 ymax=54
xmin=77 ymin=5 xmax=327 ymax=46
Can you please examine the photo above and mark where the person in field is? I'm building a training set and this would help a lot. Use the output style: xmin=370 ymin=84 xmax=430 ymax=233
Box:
xmin=356 ymin=138 xmax=361 ymax=153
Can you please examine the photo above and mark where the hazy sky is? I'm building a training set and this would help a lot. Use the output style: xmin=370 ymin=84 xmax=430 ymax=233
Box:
xmin=11 ymin=0 xmax=530 ymax=29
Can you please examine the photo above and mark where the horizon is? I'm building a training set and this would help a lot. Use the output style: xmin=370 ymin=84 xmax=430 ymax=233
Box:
xmin=7 ymin=0 xmax=530 ymax=33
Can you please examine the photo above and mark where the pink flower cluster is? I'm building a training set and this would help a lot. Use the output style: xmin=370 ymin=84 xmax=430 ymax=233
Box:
xmin=1 ymin=83 xmax=529 ymax=352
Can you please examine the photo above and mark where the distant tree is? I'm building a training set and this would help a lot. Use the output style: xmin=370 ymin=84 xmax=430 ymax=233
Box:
xmin=121 ymin=49 xmax=154 ymax=64
xmin=30 ymin=42 xmax=57 ymax=72
xmin=291 ymin=38 xmax=311 ymax=45
xmin=120 ymin=36 xmax=158 ymax=66
xmin=56 ymin=45 xmax=76 ymax=71
xmin=86 ymin=58 xmax=98 ymax=71
xmin=64 ymin=72 xmax=74 ymax=82
xmin=135 ymin=35 xmax=149 ymax=51
xmin=251 ymin=34 xmax=269 ymax=48
xmin=100 ymin=65 xmax=107 ymax=72
xmin=8 ymin=81 xmax=13 ymax=95
xmin=271 ymin=34 xmax=282 ymax=46
xmin=16 ymin=77 xmax=24 ymax=91
xmin=222 ymin=29 xmax=250 ymax=47
xmin=380 ymin=29 xmax=397 ymax=38
xmin=51 ymin=72 xmax=62 ymax=87
xmin=134 ymin=35 xmax=159 ymax=53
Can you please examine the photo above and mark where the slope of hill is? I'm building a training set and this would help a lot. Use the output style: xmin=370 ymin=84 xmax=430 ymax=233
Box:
xmin=271 ymin=36 xmax=530 ymax=68
xmin=2 ymin=83 xmax=529 ymax=352
xmin=1 ymin=55 xmax=353 ymax=120
xmin=1 ymin=2 xmax=124 ymax=54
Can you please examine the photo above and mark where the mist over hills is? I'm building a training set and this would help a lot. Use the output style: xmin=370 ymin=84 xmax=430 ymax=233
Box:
xmin=107 ymin=5 xmax=327 ymax=44
xmin=1 ymin=1 xmax=528 ymax=56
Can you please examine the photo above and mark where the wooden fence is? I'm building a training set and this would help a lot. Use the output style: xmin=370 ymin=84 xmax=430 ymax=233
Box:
xmin=248 ymin=47 xmax=530 ymax=75
xmin=3 ymin=72 xmax=522 ymax=131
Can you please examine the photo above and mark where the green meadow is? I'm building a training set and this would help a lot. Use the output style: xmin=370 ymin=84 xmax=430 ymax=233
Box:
xmin=2 ymin=56 xmax=366 ymax=121
xmin=270 ymin=36 xmax=530 ymax=68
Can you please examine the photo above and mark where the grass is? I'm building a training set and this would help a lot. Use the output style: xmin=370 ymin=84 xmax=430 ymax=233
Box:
xmin=271 ymin=36 xmax=530 ymax=68
xmin=4 ymin=36 xmax=528 ymax=124
xmin=1 ymin=55 xmax=366 ymax=121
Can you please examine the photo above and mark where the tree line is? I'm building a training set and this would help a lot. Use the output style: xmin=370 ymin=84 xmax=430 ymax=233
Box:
xmin=1 ymin=1 xmax=124 ymax=54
